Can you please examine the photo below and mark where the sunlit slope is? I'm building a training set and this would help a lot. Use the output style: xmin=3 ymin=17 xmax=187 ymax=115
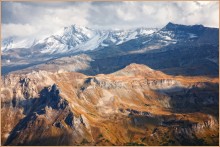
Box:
xmin=1 ymin=64 xmax=218 ymax=145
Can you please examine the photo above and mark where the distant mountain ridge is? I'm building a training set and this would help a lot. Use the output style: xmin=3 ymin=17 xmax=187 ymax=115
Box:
xmin=2 ymin=22 xmax=218 ymax=55
xmin=3 ymin=22 xmax=218 ymax=54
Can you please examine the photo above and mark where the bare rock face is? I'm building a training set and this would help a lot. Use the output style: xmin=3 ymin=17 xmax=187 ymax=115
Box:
xmin=3 ymin=83 xmax=90 ymax=146
xmin=1 ymin=64 xmax=219 ymax=145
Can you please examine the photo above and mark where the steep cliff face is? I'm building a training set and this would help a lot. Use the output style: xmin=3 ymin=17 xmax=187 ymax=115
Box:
xmin=1 ymin=64 xmax=219 ymax=145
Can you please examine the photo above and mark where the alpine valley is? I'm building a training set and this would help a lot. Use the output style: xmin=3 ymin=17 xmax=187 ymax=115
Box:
xmin=1 ymin=22 xmax=219 ymax=146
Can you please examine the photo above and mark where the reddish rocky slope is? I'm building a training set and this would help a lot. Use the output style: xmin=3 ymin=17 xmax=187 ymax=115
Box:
xmin=1 ymin=64 xmax=219 ymax=145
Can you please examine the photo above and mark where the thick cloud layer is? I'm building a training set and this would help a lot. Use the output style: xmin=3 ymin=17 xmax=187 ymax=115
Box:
xmin=2 ymin=1 xmax=219 ymax=39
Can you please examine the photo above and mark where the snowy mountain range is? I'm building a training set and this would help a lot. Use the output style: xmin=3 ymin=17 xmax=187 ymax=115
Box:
xmin=3 ymin=22 xmax=217 ymax=57
xmin=2 ymin=25 xmax=158 ymax=54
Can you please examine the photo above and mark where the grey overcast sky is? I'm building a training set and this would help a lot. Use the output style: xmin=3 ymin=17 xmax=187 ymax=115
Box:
xmin=2 ymin=1 xmax=219 ymax=39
